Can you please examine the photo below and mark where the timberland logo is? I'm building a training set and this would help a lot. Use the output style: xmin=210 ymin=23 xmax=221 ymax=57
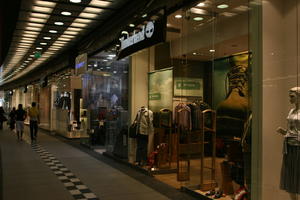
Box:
xmin=120 ymin=21 xmax=155 ymax=50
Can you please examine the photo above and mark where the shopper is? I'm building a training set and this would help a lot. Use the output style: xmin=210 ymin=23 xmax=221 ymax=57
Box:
xmin=0 ymin=107 xmax=6 ymax=130
xmin=15 ymin=104 xmax=26 ymax=140
xmin=9 ymin=107 xmax=16 ymax=131
xmin=28 ymin=102 xmax=39 ymax=142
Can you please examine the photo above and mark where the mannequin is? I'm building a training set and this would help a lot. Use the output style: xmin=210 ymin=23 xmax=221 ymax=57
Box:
xmin=277 ymin=87 xmax=300 ymax=200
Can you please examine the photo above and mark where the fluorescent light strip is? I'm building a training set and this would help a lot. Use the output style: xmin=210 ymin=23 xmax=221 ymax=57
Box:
xmin=61 ymin=35 xmax=75 ymax=38
xmin=25 ymin=26 xmax=42 ymax=31
xmin=57 ymin=38 xmax=71 ymax=41
xmin=64 ymin=31 xmax=79 ymax=35
xmin=70 ymin=22 xmax=87 ymax=28
xmin=27 ymin=22 xmax=43 ymax=27
xmin=23 ymin=31 xmax=39 ymax=35
xmin=32 ymin=6 xmax=52 ymax=13
xmin=89 ymin=0 xmax=111 ymax=7
xmin=30 ymin=12 xmax=50 ymax=19
xmin=79 ymin=12 xmax=98 ymax=19
xmin=74 ymin=18 xmax=92 ymax=23
xmin=35 ymin=1 xmax=56 ymax=7
xmin=29 ymin=17 xmax=47 ymax=23
xmin=67 ymin=27 xmax=82 ymax=32
xmin=84 ymin=7 xmax=103 ymax=14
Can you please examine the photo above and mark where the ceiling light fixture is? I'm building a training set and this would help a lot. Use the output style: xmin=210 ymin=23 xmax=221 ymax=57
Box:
xmin=209 ymin=49 xmax=215 ymax=52
xmin=89 ymin=0 xmax=111 ymax=7
xmin=61 ymin=11 xmax=72 ymax=16
xmin=40 ymin=42 xmax=47 ymax=45
xmin=36 ymin=47 xmax=42 ymax=50
xmin=32 ymin=6 xmax=52 ymax=13
xmin=70 ymin=0 xmax=81 ymax=3
xmin=84 ymin=7 xmax=103 ymax=13
xmin=193 ymin=17 xmax=204 ymax=21
xmin=79 ymin=12 xmax=97 ymax=19
xmin=217 ymin=4 xmax=229 ymax=9
xmin=142 ymin=13 xmax=147 ymax=18
xmin=192 ymin=52 xmax=197 ymax=55
xmin=43 ymin=37 xmax=51 ymax=40
xmin=54 ymin=21 xmax=64 ymax=26
xmin=49 ymin=30 xmax=57 ymax=33
xmin=175 ymin=14 xmax=182 ymax=19
xmin=129 ymin=24 xmax=135 ymax=27
xmin=197 ymin=2 xmax=205 ymax=7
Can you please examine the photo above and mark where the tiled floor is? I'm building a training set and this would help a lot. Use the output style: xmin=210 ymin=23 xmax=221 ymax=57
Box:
xmin=0 ymin=127 xmax=179 ymax=200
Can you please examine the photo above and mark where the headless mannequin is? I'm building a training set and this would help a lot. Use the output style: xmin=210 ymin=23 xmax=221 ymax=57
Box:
xmin=277 ymin=87 xmax=300 ymax=200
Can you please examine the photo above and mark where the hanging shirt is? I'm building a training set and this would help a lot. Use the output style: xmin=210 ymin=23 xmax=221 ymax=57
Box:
xmin=174 ymin=103 xmax=191 ymax=130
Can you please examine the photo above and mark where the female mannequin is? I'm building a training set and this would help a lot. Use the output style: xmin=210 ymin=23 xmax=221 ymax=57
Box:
xmin=277 ymin=87 xmax=300 ymax=199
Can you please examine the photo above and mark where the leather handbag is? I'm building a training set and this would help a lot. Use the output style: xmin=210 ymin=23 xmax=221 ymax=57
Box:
xmin=129 ymin=122 xmax=138 ymax=138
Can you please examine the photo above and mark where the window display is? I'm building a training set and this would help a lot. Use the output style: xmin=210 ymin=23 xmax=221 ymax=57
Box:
xmin=125 ymin=0 xmax=252 ymax=199
xmin=277 ymin=87 xmax=300 ymax=195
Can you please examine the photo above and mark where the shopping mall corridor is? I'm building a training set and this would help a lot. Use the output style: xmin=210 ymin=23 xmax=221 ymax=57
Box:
xmin=0 ymin=125 xmax=192 ymax=200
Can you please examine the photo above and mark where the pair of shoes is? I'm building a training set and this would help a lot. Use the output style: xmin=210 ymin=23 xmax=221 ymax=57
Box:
xmin=213 ymin=190 xmax=224 ymax=199
xmin=205 ymin=190 xmax=215 ymax=196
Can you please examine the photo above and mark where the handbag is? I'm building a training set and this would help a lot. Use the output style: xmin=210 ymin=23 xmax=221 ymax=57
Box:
xmin=129 ymin=122 xmax=138 ymax=138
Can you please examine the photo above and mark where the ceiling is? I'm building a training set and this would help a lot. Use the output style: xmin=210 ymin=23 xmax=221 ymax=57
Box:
xmin=0 ymin=0 xmax=129 ymax=86
xmin=166 ymin=0 xmax=251 ymax=60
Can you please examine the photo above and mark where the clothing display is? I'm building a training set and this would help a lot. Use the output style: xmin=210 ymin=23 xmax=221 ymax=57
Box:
xmin=174 ymin=103 xmax=192 ymax=130
xmin=134 ymin=107 xmax=154 ymax=164
xmin=187 ymin=101 xmax=210 ymax=130
xmin=280 ymin=108 xmax=300 ymax=194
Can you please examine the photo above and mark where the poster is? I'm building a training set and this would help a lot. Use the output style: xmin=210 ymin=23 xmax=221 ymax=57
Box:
xmin=173 ymin=77 xmax=203 ymax=97
xmin=148 ymin=68 xmax=173 ymax=112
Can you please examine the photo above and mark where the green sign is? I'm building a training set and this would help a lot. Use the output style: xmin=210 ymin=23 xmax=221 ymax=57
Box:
xmin=34 ymin=52 xmax=41 ymax=58
xmin=174 ymin=78 xmax=203 ymax=97
xmin=176 ymin=81 xmax=200 ymax=90
xmin=149 ymin=93 xmax=161 ymax=100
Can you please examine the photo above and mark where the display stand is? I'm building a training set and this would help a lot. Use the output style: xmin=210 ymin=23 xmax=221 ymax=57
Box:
xmin=177 ymin=109 xmax=217 ymax=190
xmin=199 ymin=109 xmax=217 ymax=190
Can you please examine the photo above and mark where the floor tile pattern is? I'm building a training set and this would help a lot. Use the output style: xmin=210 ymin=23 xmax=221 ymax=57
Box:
xmin=29 ymin=141 xmax=99 ymax=200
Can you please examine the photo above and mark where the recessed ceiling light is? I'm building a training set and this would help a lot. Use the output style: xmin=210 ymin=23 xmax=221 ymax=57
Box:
xmin=36 ymin=47 xmax=42 ymax=50
xmin=116 ymin=44 xmax=120 ymax=47
xmin=190 ymin=8 xmax=208 ymax=15
xmin=192 ymin=52 xmax=197 ymax=55
xmin=193 ymin=17 xmax=204 ymax=21
xmin=217 ymin=4 xmax=229 ymax=9
xmin=25 ymin=61 xmax=29 ymax=63
xmin=108 ymin=54 xmax=116 ymax=57
xmin=43 ymin=37 xmax=51 ymax=40
xmin=49 ymin=30 xmax=57 ymax=33
xmin=129 ymin=24 xmax=135 ymax=27
xmin=197 ymin=2 xmax=205 ymax=7
xmin=70 ymin=0 xmax=81 ymax=3
xmin=175 ymin=14 xmax=182 ymax=19
xmin=209 ymin=49 xmax=215 ymax=52
xmin=61 ymin=11 xmax=72 ymax=16
xmin=40 ymin=42 xmax=47 ymax=45
xmin=54 ymin=21 xmax=64 ymax=26
xmin=142 ymin=13 xmax=147 ymax=18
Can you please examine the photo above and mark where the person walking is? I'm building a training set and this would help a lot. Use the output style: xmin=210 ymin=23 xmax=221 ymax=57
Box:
xmin=9 ymin=107 xmax=16 ymax=131
xmin=0 ymin=107 xmax=6 ymax=130
xmin=15 ymin=104 xmax=26 ymax=140
xmin=28 ymin=102 xmax=39 ymax=142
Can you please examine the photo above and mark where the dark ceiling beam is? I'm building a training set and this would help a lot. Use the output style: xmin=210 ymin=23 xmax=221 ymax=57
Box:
xmin=0 ymin=0 xmax=22 ymax=66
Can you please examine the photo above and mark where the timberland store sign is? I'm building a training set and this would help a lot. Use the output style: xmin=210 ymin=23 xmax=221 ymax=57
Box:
xmin=117 ymin=17 xmax=166 ymax=59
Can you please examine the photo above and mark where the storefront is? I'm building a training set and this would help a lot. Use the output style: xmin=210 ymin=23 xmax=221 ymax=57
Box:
xmin=79 ymin=50 xmax=129 ymax=158
xmin=112 ymin=1 xmax=252 ymax=199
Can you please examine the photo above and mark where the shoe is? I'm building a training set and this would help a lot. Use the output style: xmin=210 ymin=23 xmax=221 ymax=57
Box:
xmin=213 ymin=190 xmax=223 ymax=199
xmin=205 ymin=190 xmax=215 ymax=196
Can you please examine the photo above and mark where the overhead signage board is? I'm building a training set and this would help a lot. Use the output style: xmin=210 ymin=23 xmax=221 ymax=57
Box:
xmin=117 ymin=16 xmax=166 ymax=60
xmin=75 ymin=53 xmax=87 ymax=75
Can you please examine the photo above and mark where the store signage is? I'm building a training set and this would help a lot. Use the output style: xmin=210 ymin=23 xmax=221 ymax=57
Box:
xmin=75 ymin=53 xmax=87 ymax=75
xmin=174 ymin=78 xmax=203 ymax=97
xmin=117 ymin=16 xmax=166 ymax=59
xmin=149 ymin=93 xmax=161 ymax=100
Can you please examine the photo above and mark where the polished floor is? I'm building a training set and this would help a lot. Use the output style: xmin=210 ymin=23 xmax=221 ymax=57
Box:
xmin=0 ymin=126 xmax=197 ymax=200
